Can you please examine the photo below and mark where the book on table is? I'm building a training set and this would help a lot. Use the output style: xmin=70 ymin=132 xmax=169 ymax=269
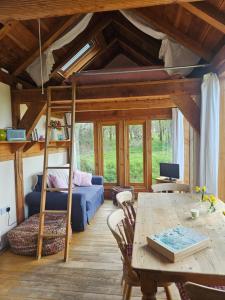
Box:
xmin=147 ymin=226 xmax=210 ymax=262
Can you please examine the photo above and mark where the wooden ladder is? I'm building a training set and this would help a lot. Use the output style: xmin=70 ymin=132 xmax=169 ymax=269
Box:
xmin=37 ymin=84 xmax=76 ymax=262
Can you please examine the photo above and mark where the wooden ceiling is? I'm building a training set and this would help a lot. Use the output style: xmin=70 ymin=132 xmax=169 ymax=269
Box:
xmin=0 ymin=0 xmax=224 ymax=88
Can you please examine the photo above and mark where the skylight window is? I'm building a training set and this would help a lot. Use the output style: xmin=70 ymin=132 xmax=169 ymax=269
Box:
xmin=61 ymin=42 xmax=94 ymax=72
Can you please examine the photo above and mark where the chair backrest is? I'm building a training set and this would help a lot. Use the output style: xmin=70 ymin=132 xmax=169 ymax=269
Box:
xmin=116 ymin=191 xmax=133 ymax=205
xmin=107 ymin=209 xmax=134 ymax=269
xmin=184 ymin=282 xmax=225 ymax=300
xmin=116 ymin=191 xmax=136 ymax=226
xmin=151 ymin=183 xmax=190 ymax=193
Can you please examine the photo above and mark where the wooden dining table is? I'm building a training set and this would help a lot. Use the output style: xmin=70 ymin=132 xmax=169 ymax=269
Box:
xmin=132 ymin=193 xmax=225 ymax=300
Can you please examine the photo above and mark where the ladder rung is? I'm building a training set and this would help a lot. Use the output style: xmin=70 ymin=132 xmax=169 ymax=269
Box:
xmin=46 ymin=166 xmax=70 ymax=169
xmin=45 ymin=188 xmax=69 ymax=192
xmin=47 ymin=145 xmax=70 ymax=149
xmin=41 ymin=233 xmax=66 ymax=238
xmin=50 ymin=100 xmax=72 ymax=104
xmin=50 ymin=106 xmax=72 ymax=109
xmin=43 ymin=210 xmax=67 ymax=214
xmin=47 ymin=125 xmax=72 ymax=128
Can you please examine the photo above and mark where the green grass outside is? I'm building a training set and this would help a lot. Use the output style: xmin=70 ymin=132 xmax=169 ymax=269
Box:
xmin=79 ymin=135 xmax=172 ymax=183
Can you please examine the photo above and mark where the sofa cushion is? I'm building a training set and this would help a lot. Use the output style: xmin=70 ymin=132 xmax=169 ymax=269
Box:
xmin=72 ymin=185 xmax=103 ymax=211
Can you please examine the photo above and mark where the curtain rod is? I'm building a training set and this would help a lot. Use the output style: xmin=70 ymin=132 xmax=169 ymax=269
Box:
xmin=75 ymin=64 xmax=210 ymax=77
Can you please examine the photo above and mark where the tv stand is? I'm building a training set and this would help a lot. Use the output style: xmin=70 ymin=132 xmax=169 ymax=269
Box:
xmin=156 ymin=176 xmax=181 ymax=184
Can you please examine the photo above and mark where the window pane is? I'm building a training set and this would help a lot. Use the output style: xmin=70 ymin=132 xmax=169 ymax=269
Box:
xmin=102 ymin=125 xmax=117 ymax=183
xmin=75 ymin=123 xmax=95 ymax=173
xmin=129 ymin=124 xmax=144 ymax=183
xmin=152 ymin=120 xmax=172 ymax=182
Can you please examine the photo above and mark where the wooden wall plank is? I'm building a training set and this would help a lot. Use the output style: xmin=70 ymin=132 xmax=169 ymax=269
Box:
xmin=180 ymin=2 xmax=225 ymax=34
xmin=0 ymin=0 xmax=203 ymax=21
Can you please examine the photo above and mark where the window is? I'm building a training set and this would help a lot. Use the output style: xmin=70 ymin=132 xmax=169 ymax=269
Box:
xmin=128 ymin=124 xmax=144 ymax=184
xmin=102 ymin=125 xmax=117 ymax=183
xmin=60 ymin=42 xmax=94 ymax=72
xmin=75 ymin=123 xmax=95 ymax=173
xmin=151 ymin=120 xmax=172 ymax=182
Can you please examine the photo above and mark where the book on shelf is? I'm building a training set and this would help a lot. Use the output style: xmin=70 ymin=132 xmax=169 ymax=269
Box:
xmin=147 ymin=226 xmax=210 ymax=262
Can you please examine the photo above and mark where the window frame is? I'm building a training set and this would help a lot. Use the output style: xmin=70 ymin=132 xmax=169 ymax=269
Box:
xmin=125 ymin=120 xmax=149 ymax=189
xmin=57 ymin=38 xmax=101 ymax=78
xmin=97 ymin=121 xmax=120 ymax=187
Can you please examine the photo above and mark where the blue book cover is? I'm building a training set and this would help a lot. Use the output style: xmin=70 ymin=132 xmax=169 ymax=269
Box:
xmin=151 ymin=226 xmax=209 ymax=253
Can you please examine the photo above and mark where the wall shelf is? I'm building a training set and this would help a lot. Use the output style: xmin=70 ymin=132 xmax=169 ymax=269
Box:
xmin=0 ymin=140 xmax=70 ymax=160
xmin=0 ymin=140 xmax=30 ymax=152
xmin=23 ymin=140 xmax=71 ymax=152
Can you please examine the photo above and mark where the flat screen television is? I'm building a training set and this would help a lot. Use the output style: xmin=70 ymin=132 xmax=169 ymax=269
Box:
xmin=160 ymin=163 xmax=179 ymax=180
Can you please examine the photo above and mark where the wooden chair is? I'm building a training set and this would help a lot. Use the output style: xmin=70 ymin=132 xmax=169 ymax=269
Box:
xmin=107 ymin=209 xmax=172 ymax=300
xmin=116 ymin=191 xmax=136 ymax=228
xmin=151 ymin=183 xmax=190 ymax=193
xmin=184 ymin=282 xmax=225 ymax=300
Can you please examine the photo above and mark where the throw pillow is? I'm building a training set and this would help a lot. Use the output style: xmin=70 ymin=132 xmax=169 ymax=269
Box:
xmin=73 ymin=170 xmax=92 ymax=187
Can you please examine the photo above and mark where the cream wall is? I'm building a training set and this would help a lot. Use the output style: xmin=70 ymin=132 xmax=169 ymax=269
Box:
xmin=0 ymin=83 xmax=67 ymax=249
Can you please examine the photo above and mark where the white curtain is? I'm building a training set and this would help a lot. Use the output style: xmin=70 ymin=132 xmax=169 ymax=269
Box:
xmin=172 ymin=108 xmax=184 ymax=180
xmin=27 ymin=13 xmax=93 ymax=86
xmin=199 ymin=73 xmax=220 ymax=195
xmin=27 ymin=10 xmax=200 ymax=86
xmin=120 ymin=10 xmax=200 ymax=77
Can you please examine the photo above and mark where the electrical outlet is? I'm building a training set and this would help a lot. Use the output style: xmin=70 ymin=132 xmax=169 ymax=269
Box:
xmin=0 ymin=207 xmax=9 ymax=216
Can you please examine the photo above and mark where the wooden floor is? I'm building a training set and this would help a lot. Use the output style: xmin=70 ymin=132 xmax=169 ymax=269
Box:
xmin=0 ymin=201 xmax=181 ymax=300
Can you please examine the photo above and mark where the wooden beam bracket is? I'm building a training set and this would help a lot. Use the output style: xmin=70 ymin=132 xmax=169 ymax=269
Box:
xmin=171 ymin=93 xmax=200 ymax=133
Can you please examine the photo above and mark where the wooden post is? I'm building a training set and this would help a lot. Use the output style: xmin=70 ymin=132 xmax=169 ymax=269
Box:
xmin=14 ymin=148 xmax=25 ymax=223
xmin=11 ymin=90 xmax=25 ymax=224
xmin=219 ymin=78 xmax=225 ymax=201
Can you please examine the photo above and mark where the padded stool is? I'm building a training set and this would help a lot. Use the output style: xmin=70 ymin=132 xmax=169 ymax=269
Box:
xmin=7 ymin=213 xmax=71 ymax=256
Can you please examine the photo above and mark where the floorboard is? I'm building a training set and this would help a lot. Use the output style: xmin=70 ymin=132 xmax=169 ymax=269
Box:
xmin=0 ymin=201 xmax=181 ymax=300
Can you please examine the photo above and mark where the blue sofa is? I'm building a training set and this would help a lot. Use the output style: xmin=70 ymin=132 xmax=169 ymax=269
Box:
xmin=26 ymin=175 xmax=104 ymax=232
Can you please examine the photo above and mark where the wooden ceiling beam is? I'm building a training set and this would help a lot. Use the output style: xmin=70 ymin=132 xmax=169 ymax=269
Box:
xmin=179 ymin=2 xmax=225 ymax=34
xmin=135 ymin=8 xmax=212 ymax=61
xmin=0 ymin=20 xmax=17 ymax=40
xmin=51 ymin=97 xmax=175 ymax=112
xmin=18 ymin=102 xmax=47 ymax=137
xmin=13 ymin=14 xmax=83 ymax=76
xmin=0 ymin=1 xmax=203 ymax=21
xmin=0 ymin=69 xmax=34 ymax=88
xmin=84 ymin=39 xmax=120 ymax=70
xmin=12 ymin=78 xmax=201 ymax=104
xmin=75 ymin=108 xmax=172 ymax=122
xmin=118 ymin=40 xmax=154 ymax=66
xmin=75 ymin=78 xmax=202 ymax=98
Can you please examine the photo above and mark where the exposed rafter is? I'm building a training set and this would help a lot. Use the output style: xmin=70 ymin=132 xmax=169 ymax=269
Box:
xmin=0 ymin=0 xmax=203 ymax=21
xmin=13 ymin=14 xmax=83 ymax=76
xmin=0 ymin=69 xmax=34 ymax=88
xmin=135 ymin=8 xmax=212 ymax=61
xmin=180 ymin=2 xmax=225 ymax=34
